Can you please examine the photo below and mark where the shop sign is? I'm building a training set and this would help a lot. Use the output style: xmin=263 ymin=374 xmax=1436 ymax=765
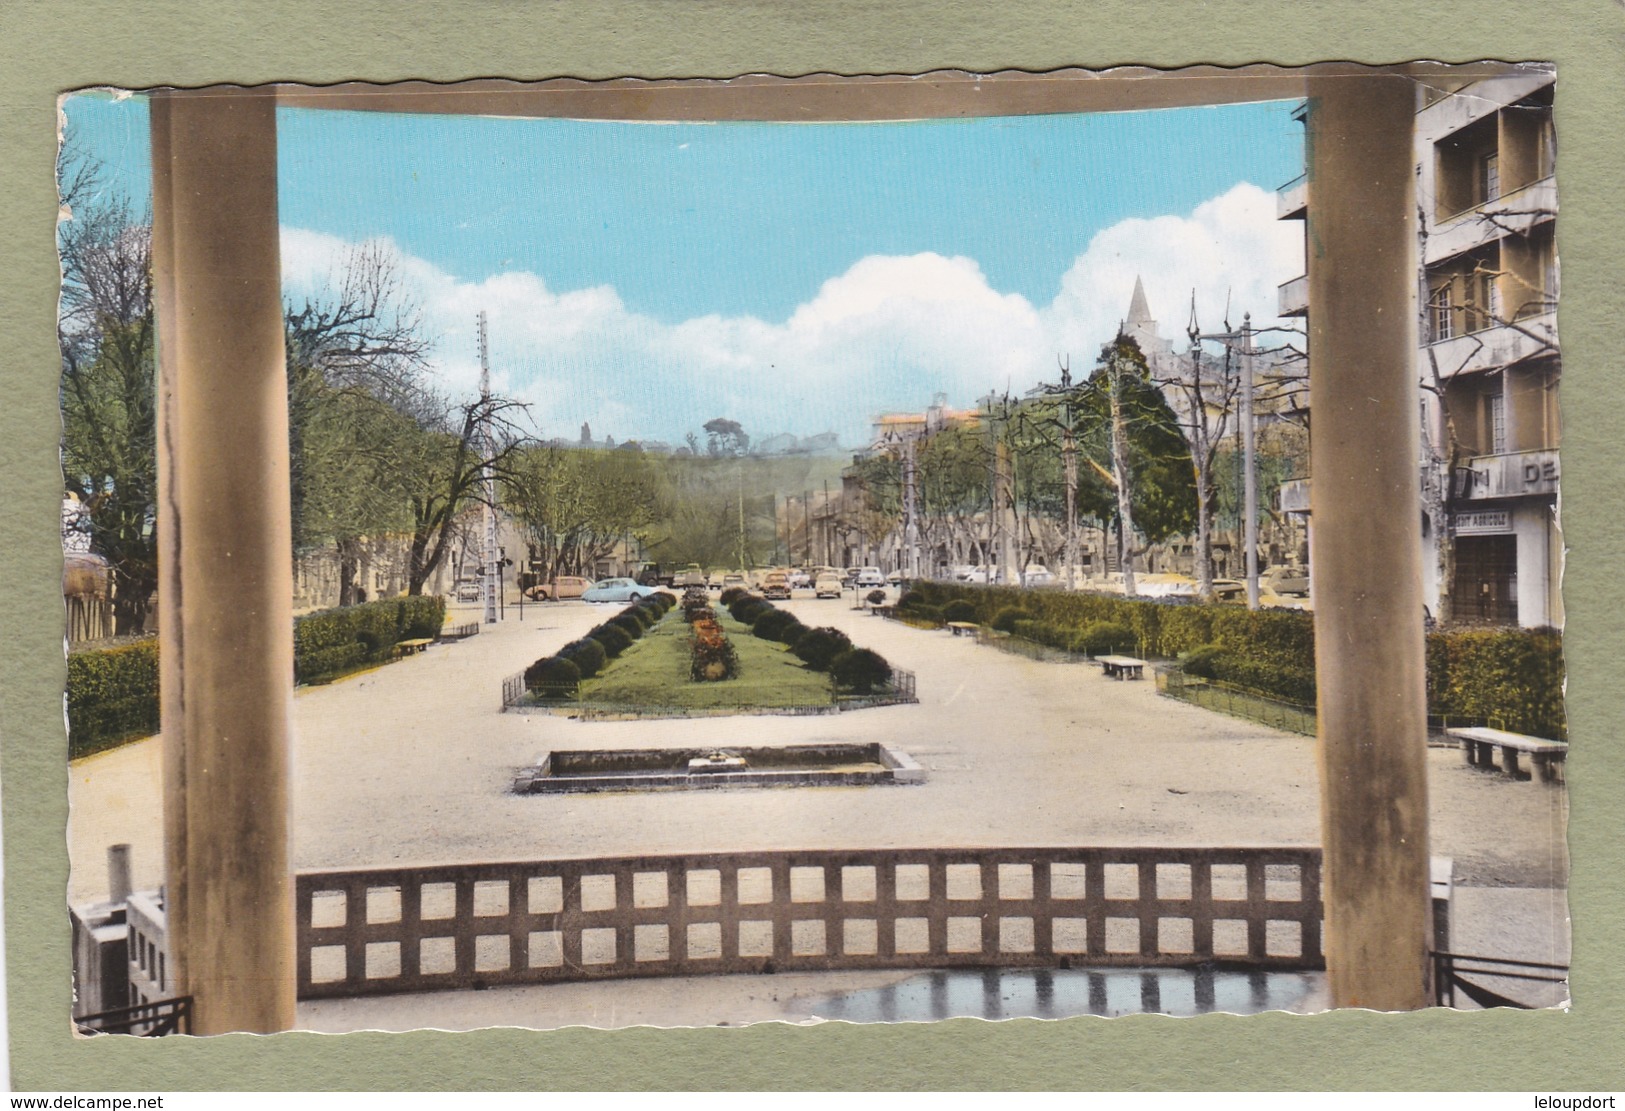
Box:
xmin=1454 ymin=449 xmax=1560 ymax=500
xmin=1454 ymin=509 xmax=1512 ymax=535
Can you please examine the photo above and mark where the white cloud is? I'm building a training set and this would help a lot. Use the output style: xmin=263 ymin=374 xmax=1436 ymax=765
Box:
xmin=278 ymin=182 xmax=1301 ymax=446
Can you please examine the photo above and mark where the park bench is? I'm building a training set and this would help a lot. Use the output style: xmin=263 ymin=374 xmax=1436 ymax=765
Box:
xmin=394 ymin=638 xmax=434 ymax=657
xmin=1447 ymin=726 xmax=1567 ymax=784
xmin=947 ymin=621 xmax=979 ymax=637
xmin=1098 ymin=654 xmax=1146 ymax=680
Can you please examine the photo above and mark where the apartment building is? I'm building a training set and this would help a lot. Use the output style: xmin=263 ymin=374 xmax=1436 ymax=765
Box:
xmin=1278 ymin=69 xmax=1560 ymax=627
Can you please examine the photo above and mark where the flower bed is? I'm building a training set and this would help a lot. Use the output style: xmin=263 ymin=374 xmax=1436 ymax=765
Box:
xmin=690 ymin=610 xmax=739 ymax=681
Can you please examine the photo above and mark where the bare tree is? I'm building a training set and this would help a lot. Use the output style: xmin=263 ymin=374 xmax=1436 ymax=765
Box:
xmin=58 ymin=148 xmax=158 ymax=634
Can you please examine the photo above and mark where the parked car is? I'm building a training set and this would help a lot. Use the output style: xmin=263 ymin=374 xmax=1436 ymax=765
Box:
xmin=761 ymin=571 xmax=792 ymax=600
xmin=581 ymin=577 xmax=660 ymax=604
xmin=886 ymin=570 xmax=905 ymax=585
xmin=454 ymin=580 xmax=481 ymax=602
xmin=814 ymin=572 xmax=844 ymax=599
xmin=526 ymin=575 xmax=591 ymax=601
xmin=1022 ymin=565 xmax=1055 ymax=587
xmin=855 ymin=566 xmax=886 ymax=588
xmin=789 ymin=568 xmax=812 ymax=589
xmin=675 ymin=563 xmax=708 ymax=589
xmin=720 ymin=572 xmax=748 ymax=592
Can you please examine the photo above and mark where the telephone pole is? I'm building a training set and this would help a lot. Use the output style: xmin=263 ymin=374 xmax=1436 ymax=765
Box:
xmin=478 ymin=312 xmax=499 ymax=625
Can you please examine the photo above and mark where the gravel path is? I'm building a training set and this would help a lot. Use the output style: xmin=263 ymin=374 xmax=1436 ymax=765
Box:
xmin=69 ymin=593 xmax=1568 ymax=967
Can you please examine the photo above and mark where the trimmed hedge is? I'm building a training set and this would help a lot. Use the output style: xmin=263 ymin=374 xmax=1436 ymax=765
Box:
xmin=831 ymin=647 xmax=893 ymax=694
xmin=753 ymin=608 xmax=797 ymax=640
xmin=990 ymin=606 xmax=1030 ymax=634
xmin=525 ymin=655 xmax=581 ymax=693
xmin=588 ymin=623 xmax=635 ymax=658
xmin=293 ymin=595 xmax=447 ymax=684
xmin=609 ymin=613 xmax=646 ymax=640
xmin=67 ymin=639 xmax=161 ymax=759
xmin=729 ymin=596 xmax=771 ymax=625
xmin=558 ymin=637 xmax=608 ymax=679
xmin=792 ymin=626 xmax=852 ymax=671
xmin=775 ymin=618 xmax=810 ymax=647
xmin=1428 ymin=626 xmax=1566 ymax=740
xmin=720 ymin=586 xmax=747 ymax=606
xmin=913 ymin=579 xmax=1566 ymax=739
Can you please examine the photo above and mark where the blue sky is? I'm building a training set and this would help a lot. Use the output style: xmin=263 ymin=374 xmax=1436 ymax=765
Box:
xmin=61 ymin=92 xmax=1305 ymax=445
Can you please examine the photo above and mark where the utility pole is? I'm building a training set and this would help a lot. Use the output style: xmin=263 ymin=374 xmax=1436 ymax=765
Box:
xmin=1241 ymin=313 xmax=1260 ymax=610
xmin=1060 ymin=358 xmax=1078 ymax=591
xmin=478 ymin=311 xmax=499 ymax=625
xmin=822 ymin=479 xmax=831 ymax=566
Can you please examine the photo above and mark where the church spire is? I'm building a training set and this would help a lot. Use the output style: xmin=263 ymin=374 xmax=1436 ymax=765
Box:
xmin=1127 ymin=275 xmax=1153 ymax=325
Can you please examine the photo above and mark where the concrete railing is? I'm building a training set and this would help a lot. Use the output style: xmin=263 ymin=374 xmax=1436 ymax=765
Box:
xmin=296 ymin=846 xmax=1324 ymax=999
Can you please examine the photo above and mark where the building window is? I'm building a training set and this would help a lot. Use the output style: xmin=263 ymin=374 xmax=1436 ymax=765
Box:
xmin=1480 ymin=151 xmax=1500 ymax=204
xmin=1430 ymin=284 xmax=1454 ymax=342
xmin=1489 ymin=385 xmax=1507 ymax=454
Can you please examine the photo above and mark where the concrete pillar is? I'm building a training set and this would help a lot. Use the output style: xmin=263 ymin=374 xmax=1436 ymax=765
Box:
xmin=151 ymin=88 xmax=295 ymax=1034
xmin=1307 ymin=71 xmax=1432 ymax=1011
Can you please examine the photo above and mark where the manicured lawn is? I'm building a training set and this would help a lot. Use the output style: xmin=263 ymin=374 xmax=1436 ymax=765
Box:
xmin=579 ymin=610 xmax=834 ymax=710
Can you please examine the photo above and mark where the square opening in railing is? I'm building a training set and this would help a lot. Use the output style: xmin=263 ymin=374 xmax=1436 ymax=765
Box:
xmin=1105 ymin=917 xmax=1141 ymax=954
xmin=633 ymin=871 xmax=668 ymax=909
xmin=309 ymin=944 xmax=347 ymax=984
xmin=310 ymin=890 xmax=346 ymax=929
xmin=1156 ymin=863 xmax=1193 ymax=900
xmin=580 ymin=874 xmax=616 ymax=913
xmin=737 ymin=867 xmax=773 ymax=904
xmin=841 ymin=865 xmax=877 ymax=902
xmin=475 ymin=934 xmax=510 ymax=972
xmin=1050 ymin=863 xmax=1088 ymax=900
xmin=843 ymin=918 xmax=879 ymax=955
xmin=894 ymin=918 xmax=930 ymax=955
xmin=1265 ymin=866 xmax=1302 ymax=903
xmin=1053 ymin=917 xmax=1088 ymax=954
xmin=1211 ymin=863 xmax=1250 ymax=900
xmin=1104 ymin=863 xmax=1140 ymax=900
xmin=473 ymin=879 xmax=509 ymax=917
xmin=1158 ymin=916 xmax=1195 ymax=954
xmin=999 ymin=916 xmax=1035 ymax=953
xmin=791 ymin=919 xmax=826 ymax=956
xmin=366 ymin=886 xmax=401 ymax=925
xmin=790 ymin=866 xmax=826 ymax=903
xmin=686 ymin=869 xmax=721 ymax=908
xmin=1213 ymin=919 xmax=1251 ymax=957
xmin=365 ymin=941 xmax=400 ymax=980
xmin=998 ymin=863 xmax=1034 ymax=900
xmin=686 ymin=922 xmax=721 ymax=960
xmin=581 ymin=927 xmax=617 ymax=965
xmin=1266 ymin=920 xmax=1303 ymax=958
xmin=738 ymin=920 xmax=774 ymax=958
xmin=419 ymin=936 xmax=455 ymax=975
xmin=528 ymin=876 xmax=562 ymax=915
xmin=634 ymin=924 xmax=670 ymax=962
xmin=420 ymin=882 xmax=457 ymax=921
xmin=946 ymin=916 xmax=982 ymax=953
xmin=894 ymin=864 xmax=930 ymax=902
xmin=945 ymin=863 xmax=982 ymax=901
xmin=528 ymin=931 xmax=562 ymax=968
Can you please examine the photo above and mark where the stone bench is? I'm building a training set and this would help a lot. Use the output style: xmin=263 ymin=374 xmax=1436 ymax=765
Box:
xmin=1098 ymin=654 xmax=1146 ymax=680
xmin=1447 ymin=726 xmax=1567 ymax=784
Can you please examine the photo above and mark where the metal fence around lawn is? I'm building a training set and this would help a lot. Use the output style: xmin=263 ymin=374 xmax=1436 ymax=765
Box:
xmin=441 ymin=622 xmax=480 ymax=642
xmin=1156 ymin=666 xmax=1317 ymax=736
xmin=501 ymin=668 xmax=918 ymax=718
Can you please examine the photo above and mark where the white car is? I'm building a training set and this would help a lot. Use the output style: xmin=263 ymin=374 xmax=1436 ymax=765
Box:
xmin=1022 ymin=565 xmax=1055 ymax=587
xmin=854 ymin=567 xmax=886 ymax=588
xmin=813 ymin=572 xmax=844 ymax=599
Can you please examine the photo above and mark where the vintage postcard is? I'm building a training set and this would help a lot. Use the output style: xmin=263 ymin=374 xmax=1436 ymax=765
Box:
xmin=58 ymin=64 xmax=1566 ymax=1040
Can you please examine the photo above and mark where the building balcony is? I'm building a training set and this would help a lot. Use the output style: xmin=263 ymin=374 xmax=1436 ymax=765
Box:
xmin=1278 ymin=274 xmax=1308 ymax=318
xmin=1423 ymin=310 xmax=1557 ymax=378
xmin=1452 ymin=447 xmax=1560 ymax=502
xmin=1277 ymin=172 xmax=1307 ymax=220
xmin=1424 ymin=176 xmax=1556 ymax=266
